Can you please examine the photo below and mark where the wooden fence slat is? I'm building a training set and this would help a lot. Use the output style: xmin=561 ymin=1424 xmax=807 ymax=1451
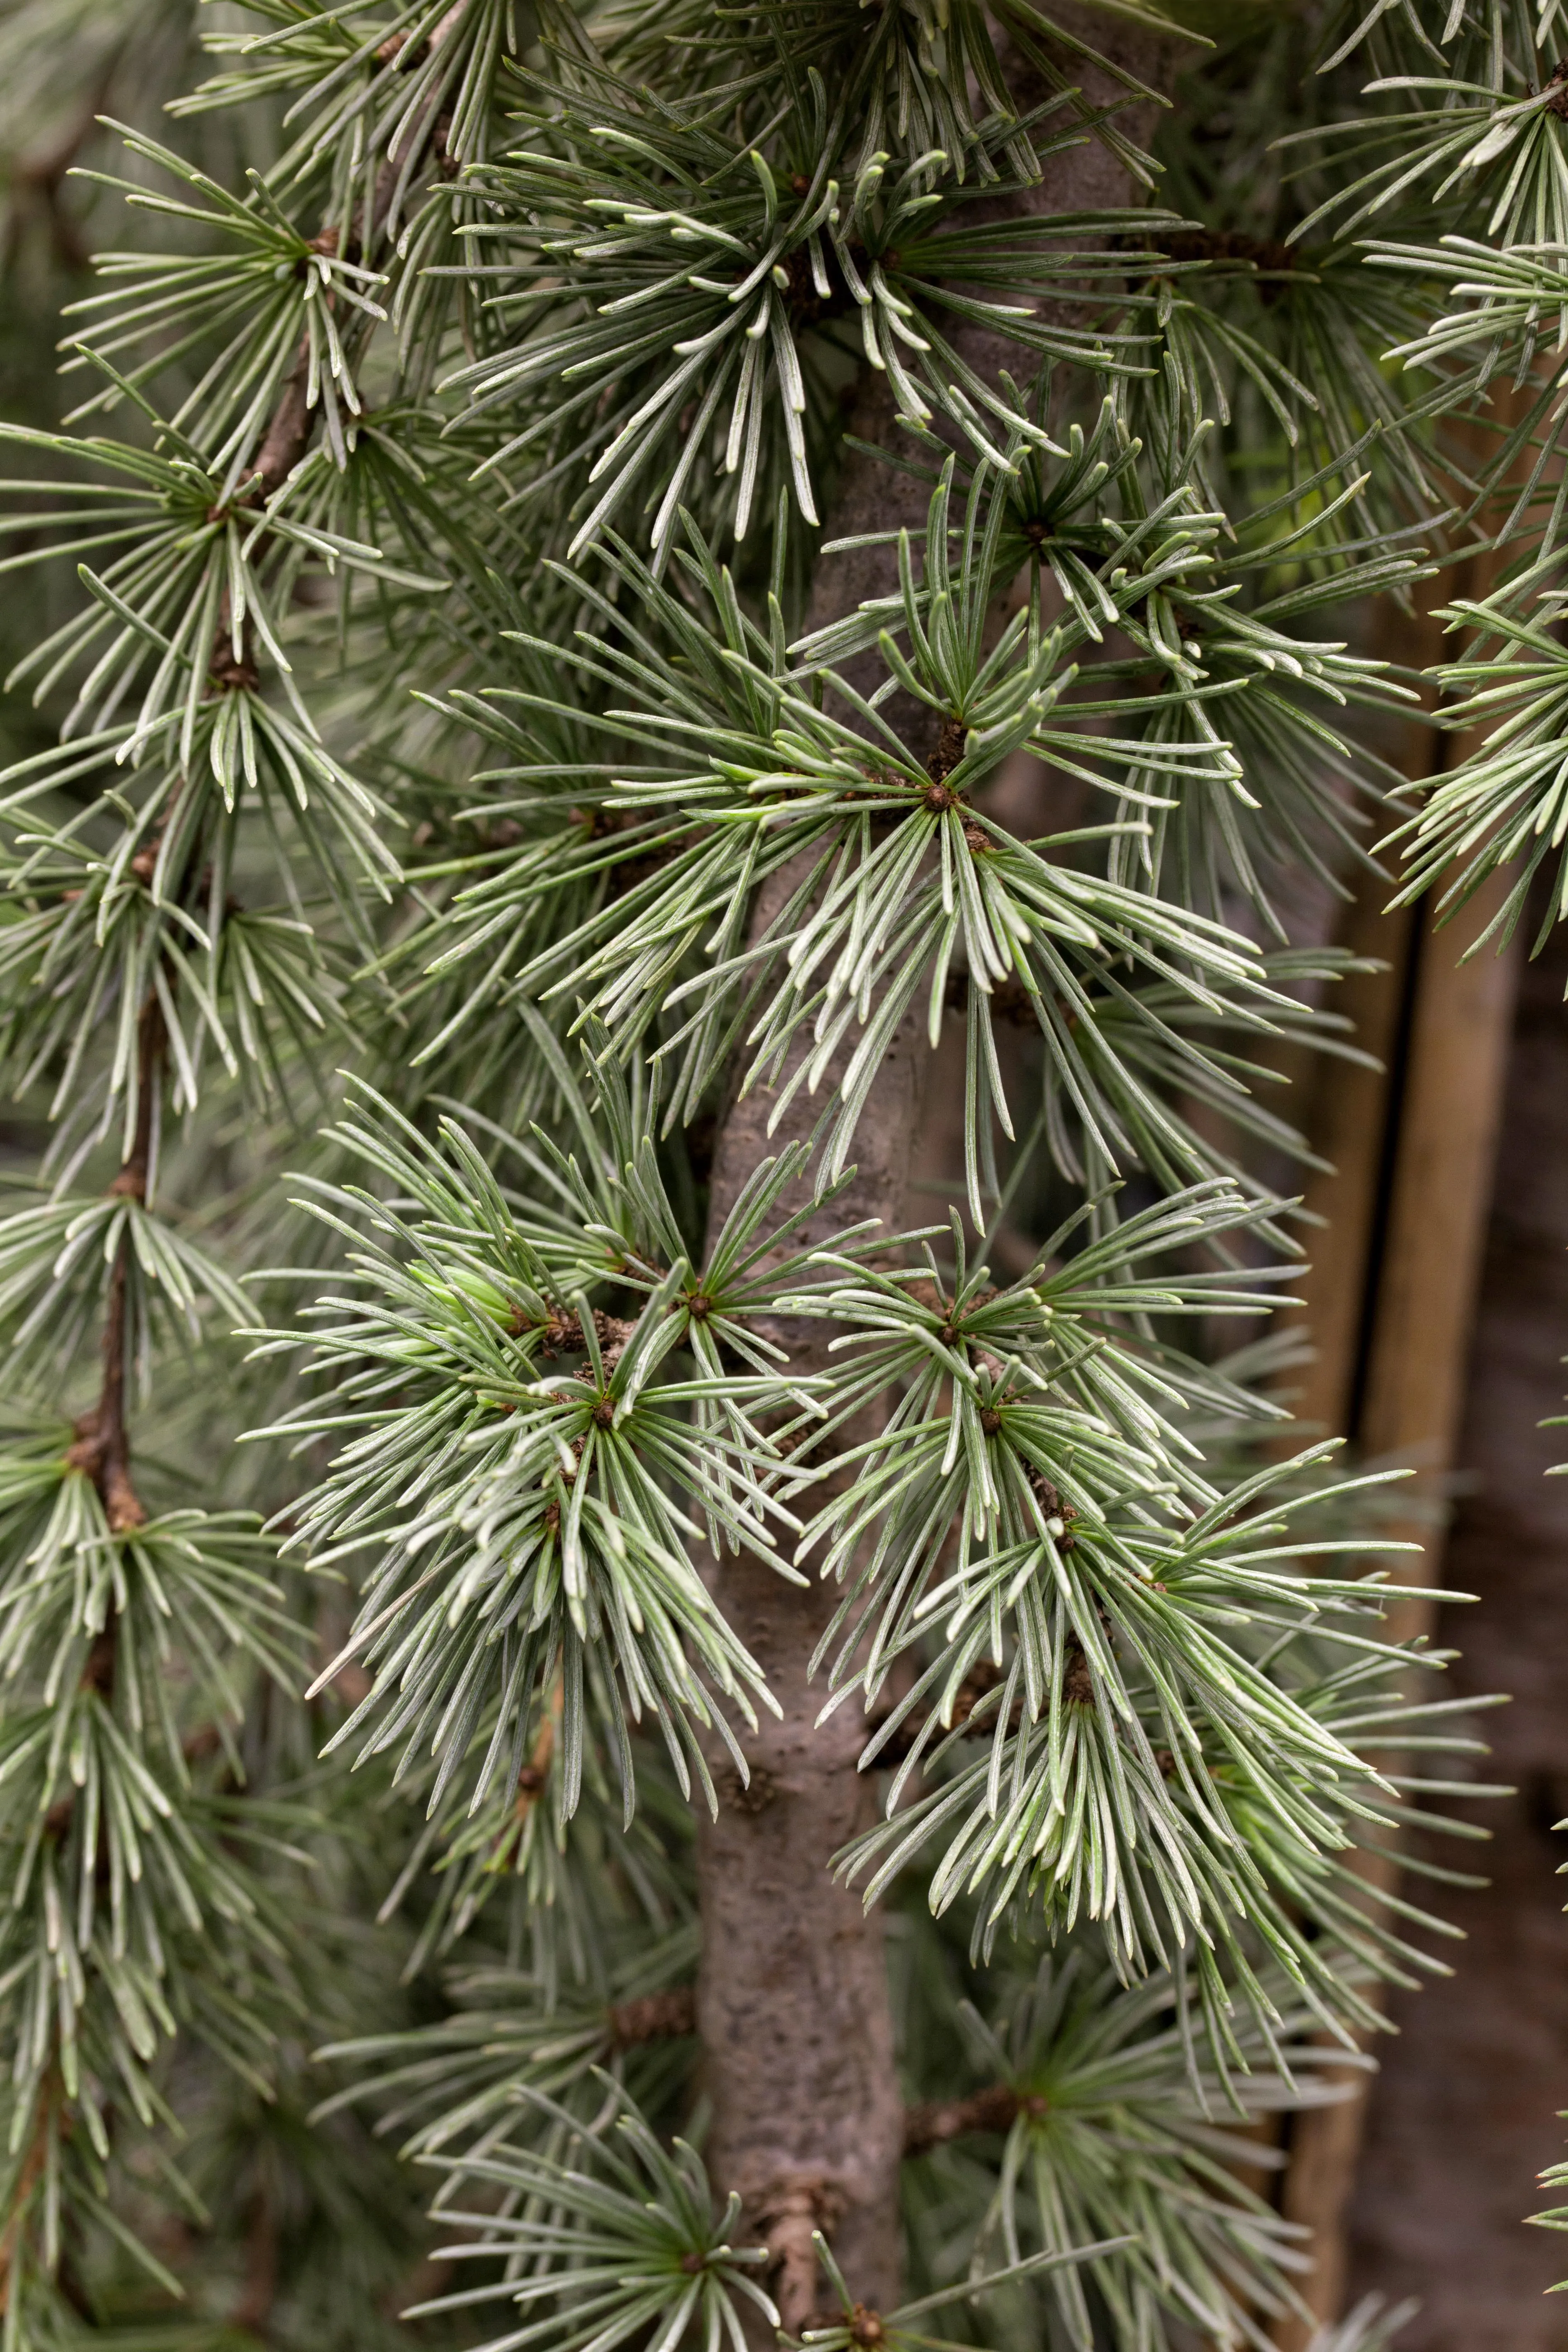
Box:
xmin=1282 ymin=885 xmax=1419 ymax=1441
xmin=1269 ymin=871 xmax=1521 ymax=2349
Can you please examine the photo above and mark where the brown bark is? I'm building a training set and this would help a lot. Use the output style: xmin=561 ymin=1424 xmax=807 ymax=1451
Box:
xmin=696 ymin=995 xmax=925 ymax=2329
xmin=693 ymin=10 xmax=1172 ymax=2329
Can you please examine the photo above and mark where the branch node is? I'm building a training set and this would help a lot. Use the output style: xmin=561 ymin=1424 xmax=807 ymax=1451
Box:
xmin=606 ymin=1986 xmax=697 ymax=2050
xmin=755 ymin=2178 xmax=844 ymax=2335
xmin=902 ymin=2083 xmax=1023 ymax=2157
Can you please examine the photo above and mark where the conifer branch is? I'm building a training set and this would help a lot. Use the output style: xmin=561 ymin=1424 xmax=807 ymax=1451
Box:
xmin=249 ymin=3 xmax=468 ymax=502
xmin=64 ymin=995 xmax=162 ymax=1537
xmin=607 ymin=1988 xmax=698 ymax=2051
xmin=0 ymin=0 xmax=1542 ymax=2337
xmin=901 ymin=2085 xmax=1029 ymax=2158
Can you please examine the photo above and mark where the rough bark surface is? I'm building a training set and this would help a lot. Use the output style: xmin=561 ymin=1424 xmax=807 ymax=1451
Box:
xmin=1345 ymin=914 xmax=1568 ymax=2348
xmin=697 ymin=991 xmax=924 ymax=2329
xmin=694 ymin=9 xmax=1171 ymax=2328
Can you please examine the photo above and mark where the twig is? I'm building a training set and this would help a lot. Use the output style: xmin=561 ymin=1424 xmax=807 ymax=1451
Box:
xmin=230 ymin=2178 xmax=279 ymax=2338
xmin=248 ymin=6 xmax=469 ymax=502
xmin=902 ymin=2084 xmax=1040 ymax=2158
xmin=0 ymin=2092 xmax=53 ymax=2314
xmin=64 ymin=995 xmax=163 ymax=1537
xmin=607 ymin=1987 xmax=698 ymax=2050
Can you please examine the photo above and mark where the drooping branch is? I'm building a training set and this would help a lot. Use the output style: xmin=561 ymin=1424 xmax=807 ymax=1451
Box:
xmin=250 ymin=7 xmax=468 ymax=501
xmin=64 ymin=992 xmax=164 ymax=1537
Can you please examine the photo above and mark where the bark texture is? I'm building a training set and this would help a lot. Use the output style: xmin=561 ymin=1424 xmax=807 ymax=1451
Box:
xmin=694 ymin=10 xmax=1171 ymax=2328
xmin=697 ymin=981 xmax=924 ymax=2329
xmin=1345 ymin=914 xmax=1568 ymax=2349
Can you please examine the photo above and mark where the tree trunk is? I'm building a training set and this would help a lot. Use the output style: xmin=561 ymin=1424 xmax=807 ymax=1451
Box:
xmin=694 ymin=11 xmax=1172 ymax=2326
xmin=696 ymin=1006 xmax=926 ymax=2330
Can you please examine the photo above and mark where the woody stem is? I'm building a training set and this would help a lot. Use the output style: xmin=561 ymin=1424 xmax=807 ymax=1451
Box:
xmin=65 ymin=995 xmax=163 ymax=1542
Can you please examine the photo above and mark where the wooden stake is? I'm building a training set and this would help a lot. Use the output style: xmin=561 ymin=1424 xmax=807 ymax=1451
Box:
xmin=1282 ymin=882 xmax=1420 ymax=1441
xmin=1269 ymin=869 xmax=1521 ymax=2349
